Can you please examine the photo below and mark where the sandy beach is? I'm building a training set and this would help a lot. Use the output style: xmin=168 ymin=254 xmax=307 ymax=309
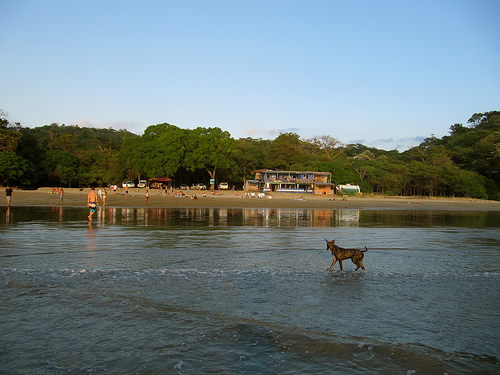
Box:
xmin=4 ymin=187 xmax=500 ymax=211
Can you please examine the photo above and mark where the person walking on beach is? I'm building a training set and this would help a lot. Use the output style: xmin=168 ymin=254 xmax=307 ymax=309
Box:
xmin=87 ymin=187 xmax=98 ymax=221
xmin=59 ymin=187 xmax=64 ymax=202
xmin=5 ymin=186 xmax=13 ymax=207
xmin=145 ymin=189 xmax=149 ymax=205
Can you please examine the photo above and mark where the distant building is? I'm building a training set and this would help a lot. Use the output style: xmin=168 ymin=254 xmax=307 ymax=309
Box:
xmin=246 ymin=169 xmax=334 ymax=195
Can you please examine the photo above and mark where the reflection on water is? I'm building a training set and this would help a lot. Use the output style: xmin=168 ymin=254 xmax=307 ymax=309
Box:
xmin=1 ymin=206 xmax=499 ymax=374
xmin=2 ymin=206 xmax=499 ymax=228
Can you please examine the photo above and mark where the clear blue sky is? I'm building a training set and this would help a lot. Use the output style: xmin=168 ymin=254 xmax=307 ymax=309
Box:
xmin=1 ymin=0 xmax=499 ymax=151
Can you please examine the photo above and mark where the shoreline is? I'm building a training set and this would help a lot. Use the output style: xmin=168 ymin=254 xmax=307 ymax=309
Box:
xmin=3 ymin=187 xmax=500 ymax=211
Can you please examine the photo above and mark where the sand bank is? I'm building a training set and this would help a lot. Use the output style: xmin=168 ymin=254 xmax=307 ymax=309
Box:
xmin=3 ymin=187 xmax=500 ymax=211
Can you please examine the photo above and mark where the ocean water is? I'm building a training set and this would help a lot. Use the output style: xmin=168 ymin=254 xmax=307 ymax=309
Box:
xmin=1 ymin=206 xmax=499 ymax=374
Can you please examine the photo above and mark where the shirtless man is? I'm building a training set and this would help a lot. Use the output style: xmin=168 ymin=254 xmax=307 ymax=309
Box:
xmin=87 ymin=187 xmax=98 ymax=221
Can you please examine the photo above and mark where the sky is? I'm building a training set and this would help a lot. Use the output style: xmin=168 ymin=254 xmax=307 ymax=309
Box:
xmin=1 ymin=0 xmax=499 ymax=151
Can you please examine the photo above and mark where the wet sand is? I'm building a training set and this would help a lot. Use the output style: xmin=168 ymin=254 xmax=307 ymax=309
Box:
xmin=4 ymin=187 xmax=500 ymax=211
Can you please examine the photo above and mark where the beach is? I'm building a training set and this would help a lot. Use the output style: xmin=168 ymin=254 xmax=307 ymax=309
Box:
xmin=5 ymin=187 xmax=500 ymax=211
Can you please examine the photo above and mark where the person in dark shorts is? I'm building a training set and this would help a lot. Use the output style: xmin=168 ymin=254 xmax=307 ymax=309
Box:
xmin=5 ymin=186 xmax=13 ymax=207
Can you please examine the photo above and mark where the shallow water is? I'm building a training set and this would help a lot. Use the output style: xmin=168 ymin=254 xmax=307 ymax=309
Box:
xmin=1 ymin=207 xmax=499 ymax=374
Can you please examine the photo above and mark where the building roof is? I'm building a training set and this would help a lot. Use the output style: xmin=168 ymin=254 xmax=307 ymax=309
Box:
xmin=251 ymin=169 xmax=331 ymax=175
xmin=148 ymin=176 xmax=174 ymax=182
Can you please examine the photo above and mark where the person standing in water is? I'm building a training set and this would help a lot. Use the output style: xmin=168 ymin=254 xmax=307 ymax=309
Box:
xmin=87 ymin=187 xmax=98 ymax=221
xmin=5 ymin=186 xmax=13 ymax=207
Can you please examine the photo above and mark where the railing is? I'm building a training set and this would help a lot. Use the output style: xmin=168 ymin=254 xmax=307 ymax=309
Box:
xmin=262 ymin=178 xmax=329 ymax=183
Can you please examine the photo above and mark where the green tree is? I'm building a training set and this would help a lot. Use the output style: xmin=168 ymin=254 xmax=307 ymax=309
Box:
xmin=141 ymin=123 xmax=187 ymax=179
xmin=41 ymin=149 xmax=83 ymax=187
xmin=119 ymin=134 xmax=147 ymax=181
xmin=306 ymin=135 xmax=347 ymax=161
xmin=0 ymin=151 xmax=33 ymax=185
xmin=54 ymin=133 xmax=77 ymax=152
xmin=317 ymin=161 xmax=366 ymax=189
xmin=439 ymin=111 xmax=500 ymax=187
xmin=0 ymin=109 xmax=9 ymax=129
xmin=234 ymin=137 xmax=271 ymax=179
xmin=267 ymin=132 xmax=302 ymax=170
xmin=0 ymin=112 xmax=22 ymax=153
xmin=184 ymin=127 xmax=237 ymax=187
xmin=468 ymin=111 xmax=500 ymax=131
xmin=442 ymin=165 xmax=488 ymax=199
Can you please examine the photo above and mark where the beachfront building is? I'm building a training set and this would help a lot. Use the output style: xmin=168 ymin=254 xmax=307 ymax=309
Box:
xmin=148 ymin=176 xmax=174 ymax=190
xmin=247 ymin=169 xmax=334 ymax=195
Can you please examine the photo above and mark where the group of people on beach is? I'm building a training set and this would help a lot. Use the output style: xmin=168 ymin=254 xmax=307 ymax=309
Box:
xmin=97 ymin=188 xmax=107 ymax=205
xmin=50 ymin=187 xmax=65 ymax=201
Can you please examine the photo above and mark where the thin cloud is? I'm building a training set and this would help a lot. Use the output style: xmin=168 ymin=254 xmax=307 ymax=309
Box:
xmin=346 ymin=136 xmax=427 ymax=151
xmin=369 ymin=136 xmax=427 ymax=151
xmin=109 ymin=121 xmax=143 ymax=132
xmin=245 ymin=127 xmax=277 ymax=137
xmin=371 ymin=138 xmax=395 ymax=146
xmin=74 ymin=118 xmax=96 ymax=128
xmin=245 ymin=126 xmax=257 ymax=135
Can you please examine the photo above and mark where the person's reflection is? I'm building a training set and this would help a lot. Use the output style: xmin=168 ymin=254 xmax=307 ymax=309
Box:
xmin=100 ymin=207 xmax=106 ymax=224
xmin=84 ymin=222 xmax=99 ymax=268
xmin=4 ymin=207 xmax=11 ymax=224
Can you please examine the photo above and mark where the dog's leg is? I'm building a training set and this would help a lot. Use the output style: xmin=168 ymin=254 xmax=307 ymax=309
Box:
xmin=338 ymin=260 xmax=343 ymax=271
xmin=327 ymin=258 xmax=337 ymax=271
xmin=352 ymin=257 xmax=360 ymax=271
xmin=354 ymin=259 xmax=365 ymax=271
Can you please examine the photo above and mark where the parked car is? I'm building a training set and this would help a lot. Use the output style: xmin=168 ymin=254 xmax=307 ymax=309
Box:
xmin=179 ymin=184 xmax=189 ymax=190
xmin=218 ymin=182 xmax=229 ymax=190
xmin=194 ymin=183 xmax=207 ymax=190
xmin=122 ymin=181 xmax=135 ymax=188
xmin=137 ymin=180 xmax=147 ymax=188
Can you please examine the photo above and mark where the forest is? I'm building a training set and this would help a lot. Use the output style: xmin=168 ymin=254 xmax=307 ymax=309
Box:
xmin=1 ymin=109 xmax=499 ymax=200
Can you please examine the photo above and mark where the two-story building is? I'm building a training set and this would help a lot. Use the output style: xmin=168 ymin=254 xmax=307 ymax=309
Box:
xmin=246 ymin=169 xmax=334 ymax=195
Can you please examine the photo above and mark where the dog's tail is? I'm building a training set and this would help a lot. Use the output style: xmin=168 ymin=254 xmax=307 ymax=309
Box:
xmin=362 ymin=246 xmax=368 ymax=252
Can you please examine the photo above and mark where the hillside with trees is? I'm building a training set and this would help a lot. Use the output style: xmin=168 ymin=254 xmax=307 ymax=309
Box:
xmin=1 ymin=109 xmax=499 ymax=200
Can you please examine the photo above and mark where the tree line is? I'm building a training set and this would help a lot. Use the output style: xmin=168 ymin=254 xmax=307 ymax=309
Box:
xmin=1 ymin=109 xmax=499 ymax=200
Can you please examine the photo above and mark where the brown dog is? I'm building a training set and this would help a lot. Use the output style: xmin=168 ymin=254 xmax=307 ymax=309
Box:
xmin=325 ymin=239 xmax=367 ymax=271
